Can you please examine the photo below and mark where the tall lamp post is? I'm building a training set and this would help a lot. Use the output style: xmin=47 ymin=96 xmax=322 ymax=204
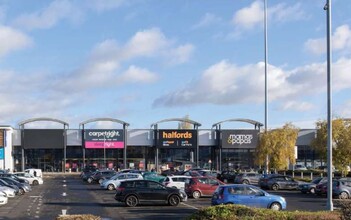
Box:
xmin=264 ymin=0 xmax=269 ymax=174
xmin=324 ymin=0 xmax=333 ymax=211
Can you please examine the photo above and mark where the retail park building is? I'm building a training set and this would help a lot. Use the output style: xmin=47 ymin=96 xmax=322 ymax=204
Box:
xmin=0 ymin=117 xmax=318 ymax=173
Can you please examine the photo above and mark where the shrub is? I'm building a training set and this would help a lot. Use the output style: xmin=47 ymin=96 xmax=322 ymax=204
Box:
xmin=335 ymin=200 xmax=351 ymax=220
xmin=56 ymin=214 xmax=101 ymax=220
xmin=187 ymin=205 xmax=341 ymax=220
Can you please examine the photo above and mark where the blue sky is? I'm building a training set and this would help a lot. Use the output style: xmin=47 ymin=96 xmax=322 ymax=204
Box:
xmin=0 ymin=0 xmax=351 ymax=129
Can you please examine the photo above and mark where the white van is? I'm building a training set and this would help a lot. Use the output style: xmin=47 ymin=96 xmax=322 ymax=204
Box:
xmin=25 ymin=169 xmax=43 ymax=178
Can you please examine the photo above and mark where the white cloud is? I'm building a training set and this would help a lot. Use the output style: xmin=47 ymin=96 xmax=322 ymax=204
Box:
xmin=12 ymin=0 xmax=81 ymax=30
xmin=232 ymin=1 xmax=263 ymax=30
xmin=166 ymin=44 xmax=195 ymax=65
xmin=0 ymin=25 xmax=32 ymax=57
xmin=232 ymin=1 xmax=306 ymax=34
xmin=269 ymin=3 xmax=306 ymax=23
xmin=120 ymin=65 xmax=158 ymax=83
xmin=305 ymin=24 xmax=351 ymax=55
xmin=192 ymin=13 xmax=222 ymax=29
xmin=153 ymin=57 xmax=351 ymax=109
xmin=280 ymin=101 xmax=314 ymax=112
xmin=122 ymin=28 xmax=170 ymax=59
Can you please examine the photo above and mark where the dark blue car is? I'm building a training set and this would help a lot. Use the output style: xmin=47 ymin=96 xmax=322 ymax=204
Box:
xmin=211 ymin=184 xmax=286 ymax=211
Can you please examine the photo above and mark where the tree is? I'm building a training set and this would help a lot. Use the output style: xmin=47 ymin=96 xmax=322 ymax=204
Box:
xmin=311 ymin=119 xmax=351 ymax=175
xmin=255 ymin=123 xmax=299 ymax=171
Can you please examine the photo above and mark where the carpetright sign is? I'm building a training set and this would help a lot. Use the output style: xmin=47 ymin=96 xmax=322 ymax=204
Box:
xmin=84 ymin=129 xmax=124 ymax=149
xmin=221 ymin=130 xmax=259 ymax=149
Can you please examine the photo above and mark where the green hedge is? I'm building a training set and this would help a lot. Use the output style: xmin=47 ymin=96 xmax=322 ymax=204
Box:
xmin=56 ymin=214 xmax=101 ymax=220
xmin=187 ymin=205 xmax=341 ymax=220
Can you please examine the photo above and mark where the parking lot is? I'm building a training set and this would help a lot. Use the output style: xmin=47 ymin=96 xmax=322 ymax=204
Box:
xmin=0 ymin=173 xmax=339 ymax=220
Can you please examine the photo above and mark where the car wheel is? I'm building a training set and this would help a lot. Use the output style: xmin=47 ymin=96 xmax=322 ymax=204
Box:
xmin=125 ymin=195 xmax=138 ymax=207
xmin=33 ymin=180 xmax=39 ymax=185
xmin=309 ymin=187 xmax=316 ymax=194
xmin=339 ymin=191 xmax=349 ymax=199
xmin=242 ymin=180 xmax=249 ymax=184
xmin=192 ymin=190 xmax=201 ymax=199
xmin=270 ymin=202 xmax=282 ymax=211
xmin=272 ymin=184 xmax=279 ymax=191
xmin=98 ymin=179 xmax=104 ymax=184
xmin=107 ymin=184 xmax=115 ymax=191
xmin=168 ymin=195 xmax=180 ymax=206
xmin=87 ymin=178 xmax=93 ymax=184
xmin=19 ymin=188 xmax=25 ymax=195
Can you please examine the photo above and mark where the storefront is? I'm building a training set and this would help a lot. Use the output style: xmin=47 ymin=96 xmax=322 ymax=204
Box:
xmin=10 ymin=117 xmax=326 ymax=173
xmin=213 ymin=119 xmax=263 ymax=171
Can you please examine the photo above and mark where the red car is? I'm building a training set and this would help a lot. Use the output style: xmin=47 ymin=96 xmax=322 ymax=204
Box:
xmin=184 ymin=177 xmax=225 ymax=199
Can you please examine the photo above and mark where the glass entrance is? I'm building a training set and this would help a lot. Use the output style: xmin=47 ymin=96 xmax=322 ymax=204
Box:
xmin=24 ymin=149 xmax=64 ymax=172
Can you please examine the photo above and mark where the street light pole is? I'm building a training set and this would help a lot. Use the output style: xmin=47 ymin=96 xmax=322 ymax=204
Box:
xmin=324 ymin=0 xmax=333 ymax=211
xmin=264 ymin=0 xmax=269 ymax=174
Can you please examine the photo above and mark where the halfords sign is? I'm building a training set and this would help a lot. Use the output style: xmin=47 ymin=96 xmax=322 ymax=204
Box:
xmin=84 ymin=129 xmax=124 ymax=149
xmin=157 ymin=130 xmax=197 ymax=148
xmin=221 ymin=130 xmax=259 ymax=149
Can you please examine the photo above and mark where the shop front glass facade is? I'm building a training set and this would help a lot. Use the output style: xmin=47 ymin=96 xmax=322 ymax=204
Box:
xmin=158 ymin=148 xmax=196 ymax=170
xmin=84 ymin=148 xmax=122 ymax=170
xmin=24 ymin=148 xmax=64 ymax=172
xmin=221 ymin=148 xmax=256 ymax=171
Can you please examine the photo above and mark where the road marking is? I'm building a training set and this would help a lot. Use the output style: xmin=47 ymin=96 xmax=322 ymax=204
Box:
xmin=181 ymin=202 xmax=199 ymax=210
xmin=29 ymin=196 xmax=42 ymax=198
xmin=63 ymin=184 xmax=67 ymax=187
xmin=62 ymin=192 xmax=67 ymax=196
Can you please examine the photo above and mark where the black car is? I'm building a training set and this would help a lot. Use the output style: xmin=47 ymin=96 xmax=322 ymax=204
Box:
xmin=114 ymin=179 xmax=187 ymax=207
xmin=217 ymin=170 xmax=237 ymax=183
xmin=264 ymin=175 xmax=299 ymax=190
xmin=86 ymin=170 xmax=117 ymax=184
xmin=234 ymin=172 xmax=262 ymax=185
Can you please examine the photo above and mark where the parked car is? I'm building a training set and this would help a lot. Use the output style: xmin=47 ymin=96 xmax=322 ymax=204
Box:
xmin=114 ymin=179 xmax=187 ymax=207
xmin=80 ymin=166 xmax=98 ymax=178
xmin=0 ymin=191 xmax=8 ymax=205
xmin=162 ymin=175 xmax=192 ymax=189
xmin=298 ymin=177 xmax=327 ymax=194
xmin=211 ymin=184 xmax=286 ymax=211
xmin=217 ymin=170 xmax=237 ymax=183
xmin=234 ymin=173 xmax=262 ymax=185
xmin=0 ymin=177 xmax=31 ymax=194
xmin=315 ymin=181 xmax=328 ymax=196
xmin=180 ymin=170 xmax=202 ymax=177
xmin=86 ymin=170 xmax=117 ymax=184
xmin=100 ymin=173 xmax=143 ymax=190
xmin=184 ymin=177 xmax=225 ymax=199
xmin=333 ymin=179 xmax=351 ymax=199
xmin=0 ymin=179 xmax=20 ymax=195
xmin=142 ymin=172 xmax=166 ymax=183
xmin=0 ymin=186 xmax=16 ymax=198
xmin=262 ymin=175 xmax=299 ymax=191
xmin=259 ymin=174 xmax=284 ymax=189
xmin=197 ymin=170 xmax=220 ymax=178
xmin=294 ymin=165 xmax=307 ymax=171
xmin=0 ymin=173 xmax=29 ymax=184
xmin=161 ymin=168 xmax=181 ymax=176
xmin=25 ymin=169 xmax=43 ymax=178
xmin=13 ymin=172 xmax=44 ymax=185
